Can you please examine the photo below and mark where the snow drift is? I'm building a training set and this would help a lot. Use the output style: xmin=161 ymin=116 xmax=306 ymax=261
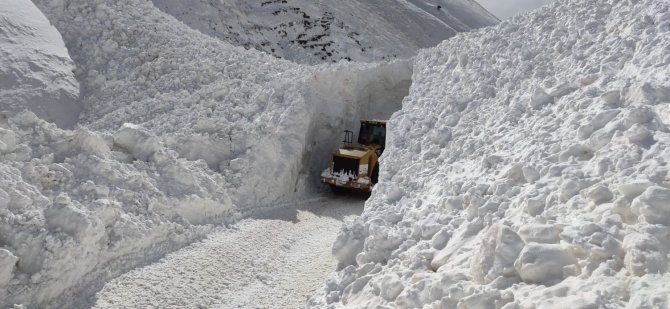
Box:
xmin=310 ymin=0 xmax=670 ymax=307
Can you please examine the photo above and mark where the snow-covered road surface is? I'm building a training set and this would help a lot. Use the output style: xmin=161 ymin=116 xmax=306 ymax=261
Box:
xmin=92 ymin=196 xmax=364 ymax=308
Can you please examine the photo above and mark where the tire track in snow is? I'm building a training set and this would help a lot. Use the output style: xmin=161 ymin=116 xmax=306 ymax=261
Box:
xmin=92 ymin=196 xmax=364 ymax=308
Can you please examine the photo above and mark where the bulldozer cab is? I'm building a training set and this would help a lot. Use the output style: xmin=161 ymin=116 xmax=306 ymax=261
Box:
xmin=357 ymin=120 xmax=386 ymax=153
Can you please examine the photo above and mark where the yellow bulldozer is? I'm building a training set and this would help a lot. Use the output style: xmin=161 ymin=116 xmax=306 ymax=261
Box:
xmin=321 ymin=120 xmax=386 ymax=192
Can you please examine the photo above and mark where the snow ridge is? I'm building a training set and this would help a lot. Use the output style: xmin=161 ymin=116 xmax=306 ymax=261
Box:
xmin=311 ymin=0 xmax=670 ymax=307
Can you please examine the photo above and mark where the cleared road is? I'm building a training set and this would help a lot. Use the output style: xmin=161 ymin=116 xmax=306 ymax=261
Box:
xmin=92 ymin=196 xmax=364 ymax=309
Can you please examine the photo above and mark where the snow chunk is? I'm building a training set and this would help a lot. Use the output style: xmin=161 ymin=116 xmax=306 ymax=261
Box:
xmin=44 ymin=194 xmax=104 ymax=243
xmin=471 ymin=224 xmax=525 ymax=284
xmin=587 ymin=185 xmax=613 ymax=205
xmin=113 ymin=123 xmax=161 ymax=161
xmin=627 ymin=275 xmax=670 ymax=308
xmin=332 ymin=219 xmax=366 ymax=266
xmin=629 ymin=82 xmax=670 ymax=106
xmin=529 ymin=88 xmax=552 ymax=109
xmin=517 ymin=224 xmax=562 ymax=244
xmin=631 ymin=186 xmax=670 ymax=225
xmin=514 ymin=243 xmax=578 ymax=284
xmin=523 ymin=195 xmax=546 ymax=216
xmin=600 ymin=90 xmax=621 ymax=107
xmin=0 ymin=128 xmax=17 ymax=154
xmin=623 ymin=233 xmax=667 ymax=276
xmin=617 ymin=180 xmax=654 ymax=200
xmin=0 ymin=249 xmax=18 ymax=287
xmin=378 ymin=273 xmax=404 ymax=301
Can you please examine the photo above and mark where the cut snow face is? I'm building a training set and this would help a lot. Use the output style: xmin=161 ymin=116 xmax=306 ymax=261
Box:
xmin=149 ymin=0 xmax=499 ymax=64
xmin=310 ymin=0 xmax=670 ymax=308
xmin=0 ymin=0 xmax=81 ymax=128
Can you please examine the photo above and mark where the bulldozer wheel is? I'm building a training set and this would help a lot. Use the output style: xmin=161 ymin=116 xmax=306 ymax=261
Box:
xmin=371 ymin=165 xmax=379 ymax=184
xmin=330 ymin=185 xmax=347 ymax=194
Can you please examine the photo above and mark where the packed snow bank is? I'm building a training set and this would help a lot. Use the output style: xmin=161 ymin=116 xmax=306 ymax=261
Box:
xmin=310 ymin=0 xmax=670 ymax=307
xmin=150 ymin=0 xmax=498 ymax=64
xmin=0 ymin=0 xmax=81 ymax=128
xmin=0 ymin=110 xmax=232 ymax=307
xmin=31 ymin=0 xmax=317 ymax=208
xmin=2 ymin=0 xmax=279 ymax=305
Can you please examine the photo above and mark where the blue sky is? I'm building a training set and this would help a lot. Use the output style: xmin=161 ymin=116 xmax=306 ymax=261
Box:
xmin=477 ymin=0 xmax=553 ymax=19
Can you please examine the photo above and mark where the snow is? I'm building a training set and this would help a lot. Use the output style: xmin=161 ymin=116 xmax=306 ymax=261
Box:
xmin=92 ymin=197 xmax=363 ymax=309
xmin=0 ymin=249 xmax=18 ymax=288
xmin=310 ymin=0 xmax=670 ymax=307
xmin=0 ymin=0 xmax=81 ymax=128
xmin=112 ymin=123 xmax=162 ymax=162
xmin=149 ymin=0 xmax=498 ymax=64
xmin=3 ymin=0 xmax=669 ymax=307
xmin=514 ymin=243 xmax=579 ymax=284
xmin=0 ymin=110 xmax=230 ymax=307
xmin=28 ymin=0 xmax=420 ymax=210
xmin=1 ymin=0 xmax=496 ymax=305
xmin=478 ymin=0 xmax=553 ymax=20
xmin=630 ymin=186 xmax=670 ymax=225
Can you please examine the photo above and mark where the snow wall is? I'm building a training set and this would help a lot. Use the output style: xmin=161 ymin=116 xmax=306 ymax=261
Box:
xmin=310 ymin=0 xmax=670 ymax=308
xmin=1 ymin=0 xmax=412 ymax=306
xmin=0 ymin=0 xmax=81 ymax=128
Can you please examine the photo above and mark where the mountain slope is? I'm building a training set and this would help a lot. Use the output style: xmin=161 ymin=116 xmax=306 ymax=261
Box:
xmin=150 ymin=0 xmax=499 ymax=64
